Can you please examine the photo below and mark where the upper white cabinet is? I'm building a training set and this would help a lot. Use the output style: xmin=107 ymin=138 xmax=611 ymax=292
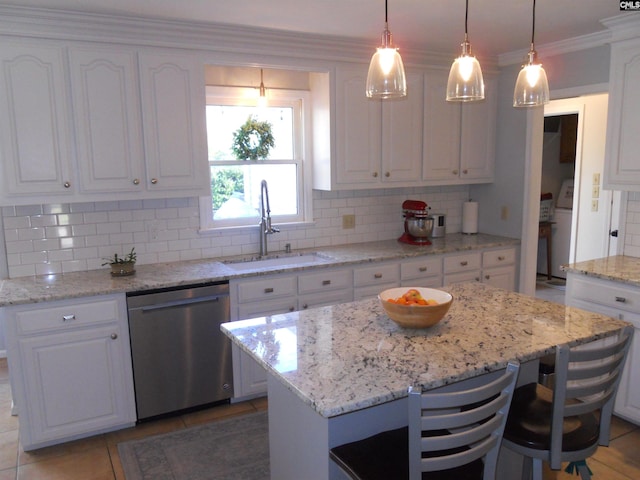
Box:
xmin=330 ymin=64 xmax=423 ymax=189
xmin=604 ymin=37 xmax=640 ymax=191
xmin=0 ymin=41 xmax=210 ymax=205
xmin=0 ymin=42 xmax=75 ymax=199
xmin=423 ymin=70 xmax=496 ymax=185
xmin=69 ymin=46 xmax=145 ymax=194
xmin=138 ymin=52 xmax=209 ymax=192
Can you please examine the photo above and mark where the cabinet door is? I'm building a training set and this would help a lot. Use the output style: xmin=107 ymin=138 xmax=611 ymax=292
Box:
xmin=138 ymin=52 xmax=209 ymax=193
xmin=335 ymin=65 xmax=382 ymax=186
xmin=482 ymin=266 xmax=515 ymax=291
xmin=18 ymin=325 xmax=134 ymax=445
xmin=69 ymin=47 xmax=145 ymax=193
xmin=381 ymin=71 xmax=423 ymax=183
xmin=0 ymin=43 xmax=74 ymax=198
xmin=460 ymin=77 xmax=496 ymax=182
xmin=615 ymin=322 xmax=640 ymax=424
xmin=604 ymin=40 xmax=640 ymax=190
xmin=423 ymin=70 xmax=461 ymax=183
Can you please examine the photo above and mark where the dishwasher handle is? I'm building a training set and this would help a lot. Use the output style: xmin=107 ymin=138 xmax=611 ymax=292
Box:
xmin=137 ymin=294 xmax=226 ymax=312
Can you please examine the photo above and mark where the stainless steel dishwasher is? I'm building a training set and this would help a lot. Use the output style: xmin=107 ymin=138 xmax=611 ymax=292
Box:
xmin=127 ymin=282 xmax=233 ymax=420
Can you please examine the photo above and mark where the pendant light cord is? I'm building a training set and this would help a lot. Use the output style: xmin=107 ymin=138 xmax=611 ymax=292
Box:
xmin=531 ymin=0 xmax=536 ymax=46
xmin=464 ymin=0 xmax=469 ymax=36
xmin=385 ymin=0 xmax=388 ymax=24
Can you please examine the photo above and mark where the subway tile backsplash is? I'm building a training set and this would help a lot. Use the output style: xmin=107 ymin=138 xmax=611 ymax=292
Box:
xmin=1 ymin=186 xmax=470 ymax=278
xmin=626 ymin=191 xmax=640 ymax=258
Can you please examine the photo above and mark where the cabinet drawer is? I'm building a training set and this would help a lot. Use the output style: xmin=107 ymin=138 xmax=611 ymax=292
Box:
xmin=568 ymin=275 xmax=640 ymax=315
xmin=298 ymin=268 xmax=352 ymax=294
xmin=12 ymin=297 xmax=121 ymax=335
xmin=353 ymin=263 xmax=399 ymax=287
xmin=400 ymin=257 xmax=442 ymax=280
xmin=482 ymin=248 xmax=516 ymax=268
xmin=238 ymin=297 xmax=297 ymax=320
xmin=443 ymin=252 xmax=481 ymax=273
xmin=237 ymin=275 xmax=297 ymax=303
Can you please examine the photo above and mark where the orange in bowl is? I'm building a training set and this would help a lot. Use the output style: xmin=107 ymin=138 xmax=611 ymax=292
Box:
xmin=378 ymin=287 xmax=453 ymax=328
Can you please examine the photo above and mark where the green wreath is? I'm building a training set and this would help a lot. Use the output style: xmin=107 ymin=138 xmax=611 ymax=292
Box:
xmin=231 ymin=116 xmax=275 ymax=160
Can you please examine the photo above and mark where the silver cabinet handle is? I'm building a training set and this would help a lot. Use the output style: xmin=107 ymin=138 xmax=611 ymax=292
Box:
xmin=288 ymin=306 xmax=295 ymax=312
xmin=485 ymin=275 xmax=490 ymax=280
xmin=372 ymin=172 xmax=378 ymax=178
xmin=452 ymin=169 xmax=458 ymax=175
xmin=374 ymin=273 xmax=383 ymax=279
xmin=150 ymin=178 xmax=158 ymax=185
xmin=385 ymin=172 xmax=390 ymax=177
xmin=462 ymin=169 xmax=468 ymax=174
xmin=460 ymin=261 xmax=468 ymax=266
xmin=322 ymin=280 xmax=331 ymax=286
xmin=498 ymin=256 xmax=505 ymax=261
xmin=303 ymin=304 xmax=308 ymax=309
xmin=133 ymin=178 xmax=140 ymax=185
xmin=615 ymin=296 xmax=627 ymax=303
xmin=419 ymin=266 xmax=427 ymax=272
xmin=264 ymin=287 xmax=274 ymax=294
xmin=110 ymin=333 xmax=118 ymax=340
xmin=62 ymin=314 xmax=75 ymax=322
xmin=63 ymin=181 xmax=71 ymax=188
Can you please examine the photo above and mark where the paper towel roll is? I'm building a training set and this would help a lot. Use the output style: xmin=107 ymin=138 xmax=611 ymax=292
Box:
xmin=462 ymin=201 xmax=478 ymax=234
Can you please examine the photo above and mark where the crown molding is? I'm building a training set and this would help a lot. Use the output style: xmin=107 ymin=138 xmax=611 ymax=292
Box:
xmin=497 ymin=29 xmax=612 ymax=67
xmin=0 ymin=4 xmax=463 ymax=70
xmin=601 ymin=13 xmax=640 ymax=42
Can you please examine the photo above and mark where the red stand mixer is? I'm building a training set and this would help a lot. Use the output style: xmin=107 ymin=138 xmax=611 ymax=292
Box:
xmin=398 ymin=200 xmax=433 ymax=245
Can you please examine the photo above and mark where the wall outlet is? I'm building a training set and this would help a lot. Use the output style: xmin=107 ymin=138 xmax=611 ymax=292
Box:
xmin=592 ymin=185 xmax=600 ymax=198
xmin=501 ymin=206 xmax=509 ymax=220
xmin=593 ymin=172 xmax=600 ymax=185
xmin=591 ymin=199 xmax=599 ymax=212
xmin=342 ymin=214 xmax=355 ymax=229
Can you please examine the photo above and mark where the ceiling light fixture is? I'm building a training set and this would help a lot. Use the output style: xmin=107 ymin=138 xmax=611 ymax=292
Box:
xmin=257 ymin=68 xmax=268 ymax=108
xmin=365 ymin=0 xmax=407 ymax=99
xmin=446 ymin=0 xmax=484 ymax=102
xmin=513 ymin=0 xmax=549 ymax=107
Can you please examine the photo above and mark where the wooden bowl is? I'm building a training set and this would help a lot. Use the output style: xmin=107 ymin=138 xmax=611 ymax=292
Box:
xmin=378 ymin=287 xmax=453 ymax=328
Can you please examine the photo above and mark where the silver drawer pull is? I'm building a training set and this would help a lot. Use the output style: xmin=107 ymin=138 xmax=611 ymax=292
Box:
xmin=264 ymin=287 xmax=274 ymax=294
xmin=110 ymin=333 xmax=118 ymax=340
xmin=615 ymin=296 xmax=627 ymax=303
xmin=419 ymin=267 xmax=427 ymax=272
xmin=374 ymin=273 xmax=383 ymax=279
xmin=460 ymin=261 xmax=468 ymax=266
xmin=62 ymin=314 xmax=75 ymax=322
xmin=322 ymin=280 xmax=331 ymax=286
xmin=289 ymin=306 xmax=295 ymax=312
xmin=498 ymin=256 xmax=505 ymax=261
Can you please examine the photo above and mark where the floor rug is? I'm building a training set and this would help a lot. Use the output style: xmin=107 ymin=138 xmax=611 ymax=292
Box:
xmin=118 ymin=411 xmax=270 ymax=480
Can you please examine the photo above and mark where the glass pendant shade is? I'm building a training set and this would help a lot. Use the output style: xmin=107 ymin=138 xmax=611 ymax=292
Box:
xmin=513 ymin=49 xmax=549 ymax=107
xmin=365 ymin=1 xmax=406 ymax=99
xmin=446 ymin=39 xmax=484 ymax=101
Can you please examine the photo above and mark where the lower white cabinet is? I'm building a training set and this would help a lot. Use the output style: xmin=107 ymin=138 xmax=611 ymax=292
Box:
xmin=1 ymin=294 xmax=136 ymax=450
xmin=566 ymin=273 xmax=640 ymax=424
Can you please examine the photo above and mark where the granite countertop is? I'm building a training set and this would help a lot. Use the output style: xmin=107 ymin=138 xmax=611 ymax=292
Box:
xmin=221 ymin=282 xmax=629 ymax=418
xmin=562 ymin=255 xmax=640 ymax=287
xmin=0 ymin=233 xmax=519 ymax=307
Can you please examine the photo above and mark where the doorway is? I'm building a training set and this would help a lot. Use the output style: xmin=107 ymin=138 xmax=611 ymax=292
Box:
xmin=533 ymin=93 xmax=615 ymax=297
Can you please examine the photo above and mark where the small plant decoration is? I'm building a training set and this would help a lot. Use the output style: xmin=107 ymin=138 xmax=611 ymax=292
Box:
xmin=102 ymin=248 xmax=137 ymax=276
xmin=231 ymin=115 xmax=275 ymax=160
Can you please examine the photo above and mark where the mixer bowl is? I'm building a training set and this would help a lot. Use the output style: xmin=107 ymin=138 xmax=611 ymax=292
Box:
xmin=405 ymin=216 xmax=433 ymax=238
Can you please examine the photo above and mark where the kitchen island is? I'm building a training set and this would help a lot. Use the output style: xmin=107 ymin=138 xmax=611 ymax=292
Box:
xmin=221 ymin=282 xmax=630 ymax=480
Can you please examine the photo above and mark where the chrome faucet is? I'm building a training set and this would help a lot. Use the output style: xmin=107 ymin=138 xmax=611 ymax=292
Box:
xmin=259 ymin=180 xmax=279 ymax=256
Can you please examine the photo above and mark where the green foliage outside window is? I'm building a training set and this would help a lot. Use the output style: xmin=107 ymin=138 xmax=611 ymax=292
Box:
xmin=211 ymin=167 xmax=244 ymax=210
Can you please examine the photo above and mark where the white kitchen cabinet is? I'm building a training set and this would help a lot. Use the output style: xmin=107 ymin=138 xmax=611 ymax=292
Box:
xmin=0 ymin=42 xmax=75 ymax=202
xmin=353 ymin=262 xmax=400 ymax=299
xmin=331 ymin=65 xmax=423 ymax=189
xmin=423 ymin=70 xmax=496 ymax=185
xmin=2 ymin=294 xmax=136 ymax=450
xmin=400 ymin=256 xmax=443 ymax=288
xmin=68 ymin=46 xmax=145 ymax=194
xmin=298 ymin=268 xmax=354 ymax=309
xmin=443 ymin=251 xmax=482 ymax=285
xmin=138 ymin=51 xmax=209 ymax=193
xmin=604 ymin=37 xmax=640 ymax=191
xmin=481 ymin=247 xmax=517 ymax=290
xmin=566 ymin=273 xmax=640 ymax=424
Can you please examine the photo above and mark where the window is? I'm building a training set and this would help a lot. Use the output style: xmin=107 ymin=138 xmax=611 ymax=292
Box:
xmin=200 ymin=86 xmax=312 ymax=230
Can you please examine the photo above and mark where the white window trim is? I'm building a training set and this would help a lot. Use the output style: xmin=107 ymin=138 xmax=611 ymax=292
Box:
xmin=199 ymin=86 xmax=313 ymax=232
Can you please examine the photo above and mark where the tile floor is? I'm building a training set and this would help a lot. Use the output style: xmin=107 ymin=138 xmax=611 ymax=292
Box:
xmin=0 ymin=281 xmax=637 ymax=479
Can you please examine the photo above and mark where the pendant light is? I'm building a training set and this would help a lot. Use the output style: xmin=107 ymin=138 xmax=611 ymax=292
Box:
xmin=513 ymin=0 xmax=549 ymax=107
xmin=365 ymin=0 xmax=407 ymax=99
xmin=257 ymin=68 xmax=268 ymax=108
xmin=446 ymin=0 xmax=484 ymax=102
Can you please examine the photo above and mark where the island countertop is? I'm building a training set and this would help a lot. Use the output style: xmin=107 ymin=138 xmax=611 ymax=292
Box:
xmin=221 ymin=282 xmax=630 ymax=418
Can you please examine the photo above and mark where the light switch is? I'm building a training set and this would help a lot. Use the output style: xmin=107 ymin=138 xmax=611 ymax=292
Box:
xmin=593 ymin=172 xmax=600 ymax=185
xmin=592 ymin=185 xmax=600 ymax=198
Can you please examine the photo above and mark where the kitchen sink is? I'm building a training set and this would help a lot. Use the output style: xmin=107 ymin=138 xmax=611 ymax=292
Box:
xmin=223 ymin=253 xmax=332 ymax=271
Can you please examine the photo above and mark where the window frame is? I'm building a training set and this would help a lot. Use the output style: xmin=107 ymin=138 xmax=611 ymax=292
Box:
xmin=199 ymin=85 xmax=313 ymax=232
